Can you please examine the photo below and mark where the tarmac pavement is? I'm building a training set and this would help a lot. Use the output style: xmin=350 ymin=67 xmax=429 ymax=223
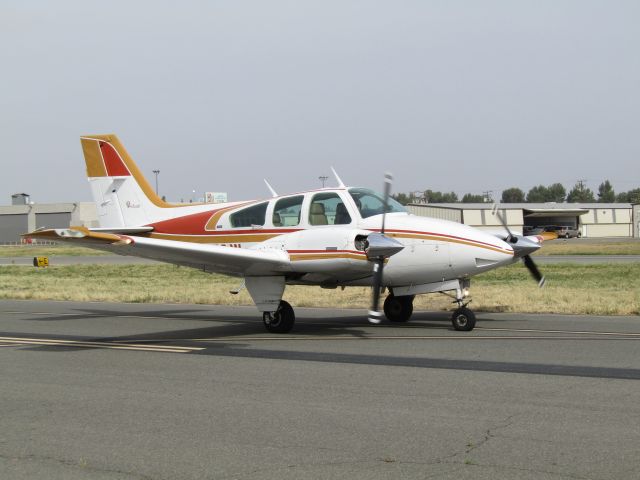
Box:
xmin=1 ymin=300 xmax=640 ymax=479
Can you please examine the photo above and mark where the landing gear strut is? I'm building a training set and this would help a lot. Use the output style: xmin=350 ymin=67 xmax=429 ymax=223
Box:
xmin=263 ymin=300 xmax=295 ymax=333
xmin=383 ymin=294 xmax=414 ymax=322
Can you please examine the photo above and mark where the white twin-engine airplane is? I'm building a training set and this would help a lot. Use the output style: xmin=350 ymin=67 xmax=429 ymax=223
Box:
xmin=27 ymin=134 xmax=546 ymax=333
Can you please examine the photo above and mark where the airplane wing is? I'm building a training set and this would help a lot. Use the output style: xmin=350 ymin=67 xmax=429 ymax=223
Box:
xmin=24 ymin=227 xmax=291 ymax=276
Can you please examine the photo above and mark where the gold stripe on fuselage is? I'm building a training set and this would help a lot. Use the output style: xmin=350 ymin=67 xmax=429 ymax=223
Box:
xmin=385 ymin=232 xmax=512 ymax=256
xmin=147 ymin=230 xmax=512 ymax=255
xmin=289 ymin=253 xmax=368 ymax=262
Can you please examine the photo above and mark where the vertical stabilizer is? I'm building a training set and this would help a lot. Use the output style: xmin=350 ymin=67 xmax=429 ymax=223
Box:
xmin=80 ymin=134 xmax=176 ymax=228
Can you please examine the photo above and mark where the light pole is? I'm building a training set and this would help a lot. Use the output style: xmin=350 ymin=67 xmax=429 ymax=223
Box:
xmin=319 ymin=176 xmax=328 ymax=188
xmin=152 ymin=170 xmax=160 ymax=195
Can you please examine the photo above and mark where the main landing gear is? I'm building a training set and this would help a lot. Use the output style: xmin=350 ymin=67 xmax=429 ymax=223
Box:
xmin=383 ymin=294 xmax=414 ymax=322
xmin=263 ymin=300 xmax=295 ymax=333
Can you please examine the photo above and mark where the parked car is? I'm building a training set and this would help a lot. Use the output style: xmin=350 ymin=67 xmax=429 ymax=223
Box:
xmin=548 ymin=225 xmax=581 ymax=239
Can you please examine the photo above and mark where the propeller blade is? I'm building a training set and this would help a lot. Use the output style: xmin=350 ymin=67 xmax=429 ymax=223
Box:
xmin=492 ymin=204 xmax=513 ymax=242
xmin=523 ymin=255 xmax=546 ymax=287
xmin=368 ymin=172 xmax=394 ymax=324
xmin=380 ymin=173 xmax=392 ymax=235
xmin=368 ymin=259 xmax=384 ymax=324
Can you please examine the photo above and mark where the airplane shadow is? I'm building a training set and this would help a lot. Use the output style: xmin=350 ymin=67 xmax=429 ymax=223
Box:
xmin=10 ymin=305 xmax=514 ymax=353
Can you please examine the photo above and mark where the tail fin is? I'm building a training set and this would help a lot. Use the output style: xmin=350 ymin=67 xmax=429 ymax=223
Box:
xmin=80 ymin=134 xmax=175 ymax=228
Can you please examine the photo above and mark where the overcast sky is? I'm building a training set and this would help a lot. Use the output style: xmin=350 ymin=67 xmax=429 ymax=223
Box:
xmin=1 ymin=1 xmax=638 ymax=204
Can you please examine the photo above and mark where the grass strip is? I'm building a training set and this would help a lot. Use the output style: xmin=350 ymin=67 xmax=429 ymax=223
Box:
xmin=1 ymin=263 xmax=638 ymax=316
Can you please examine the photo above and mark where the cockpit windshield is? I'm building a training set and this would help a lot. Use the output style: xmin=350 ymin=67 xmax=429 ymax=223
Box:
xmin=348 ymin=188 xmax=407 ymax=219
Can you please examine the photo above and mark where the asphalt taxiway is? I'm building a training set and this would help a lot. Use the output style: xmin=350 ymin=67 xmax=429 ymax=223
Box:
xmin=2 ymin=300 xmax=640 ymax=479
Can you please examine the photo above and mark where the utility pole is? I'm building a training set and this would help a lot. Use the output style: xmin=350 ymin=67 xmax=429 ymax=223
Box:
xmin=482 ymin=190 xmax=493 ymax=203
xmin=152 ymin=170 xmax=160 ymax=195
xmin=319 ymin=176 xmax=328 ymax=188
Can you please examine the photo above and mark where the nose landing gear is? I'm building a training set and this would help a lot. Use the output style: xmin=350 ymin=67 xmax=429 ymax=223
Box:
xmin=451 ymin=279 xmax=476 ymax=331
xmin=451 ymin=306 xmax=476 ymax=331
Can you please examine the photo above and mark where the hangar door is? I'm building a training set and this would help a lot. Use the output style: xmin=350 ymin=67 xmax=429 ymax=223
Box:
xmin=523 ymin=209 xmax=588 ymax=229
xmin=0 ymin=214 xmax=28 ymax=244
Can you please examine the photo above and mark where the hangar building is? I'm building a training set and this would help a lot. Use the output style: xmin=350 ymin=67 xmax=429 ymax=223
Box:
xmin=0 ymin=194 xmax=98 ymax=244
xmin=407 ymin=202 xmax=635 ymax=238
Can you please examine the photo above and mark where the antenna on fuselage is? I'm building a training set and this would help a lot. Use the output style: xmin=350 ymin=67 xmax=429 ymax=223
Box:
xmin=331 ymin=167 xmax=345 ymax=188
xmin=264 ymin=179 xmax=278 ymax=197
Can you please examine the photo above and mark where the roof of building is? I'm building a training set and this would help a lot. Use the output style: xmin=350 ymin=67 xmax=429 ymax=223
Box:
xmin=408 ymin=202 xmax=632 ymax=210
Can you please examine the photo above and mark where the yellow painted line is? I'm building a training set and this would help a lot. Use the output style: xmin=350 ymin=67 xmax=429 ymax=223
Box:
xmin=1 ymin=340 xmax=193 ymax=353
xmin=0 ymin=336 xmax=203 ymax=353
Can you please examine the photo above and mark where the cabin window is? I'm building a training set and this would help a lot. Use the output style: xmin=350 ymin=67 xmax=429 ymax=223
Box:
xmin=230 ymin=202 xmax=268 ymax=228
xmin=348 ymin=188 xmax=406 ymax=219
xmin=272 ymin=195 xmax=304 ymax=227
xmin=309 ymin=192 xmax=352 ymax=226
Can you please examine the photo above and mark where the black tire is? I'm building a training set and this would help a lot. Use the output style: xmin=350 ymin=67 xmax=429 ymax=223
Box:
xmin=263 ymin=300 xmax=295 ymax=333
xmin=451 ymin=307 xmax=476 ymax=331
xmin=383 ymin=295 xmax=414 ymax=323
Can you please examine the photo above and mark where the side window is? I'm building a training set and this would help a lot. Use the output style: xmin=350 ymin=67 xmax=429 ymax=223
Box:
xmin=272 ymin=195 xmax=304 ymax=227
xmin=309 ymin=192 xmax=352 ymax=226
xmin=230 ymin=202 xmax=268 ymax=228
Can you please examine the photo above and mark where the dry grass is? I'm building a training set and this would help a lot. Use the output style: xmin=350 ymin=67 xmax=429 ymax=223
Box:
xmin=535 ymin=240 xmax=640 ymax=256
xmin=1 ymin=263 xmax=638 ymax=316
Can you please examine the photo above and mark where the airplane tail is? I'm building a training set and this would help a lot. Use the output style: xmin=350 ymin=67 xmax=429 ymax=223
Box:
xmin=80 ymin=134 xmax=179 ymax=228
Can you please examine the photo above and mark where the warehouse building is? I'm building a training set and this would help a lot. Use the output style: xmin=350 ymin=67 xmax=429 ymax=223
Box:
xmin=0 ymin=194 xmax=98 ymax=244
xmin=407 ymin=203 xmax=635 ymax=238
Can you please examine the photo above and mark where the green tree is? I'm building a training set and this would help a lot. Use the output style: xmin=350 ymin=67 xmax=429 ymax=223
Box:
xmin=567 ymin=182 xmax=595 ymax=203
xmin=500 ymin=187 xmax=525 ymax=203
xmin=392 ymin=193 xmax=411 ymax=205
xmin=462 ymin=193 xmax=486 ymax=203
xmin=423 ymin=190 xmax=459 ymax=203
xmin=526 ymin=185 xmax=549 ymax=203
xmin=597 ymin=180 xmax=615 ymax=203
xmin=616 ymin=188 xmax=640 ymax=203
xmin=441 ymin=192 xmax=459 ymax=203
xmin=547 ymin=183 xmax=566 ymax=202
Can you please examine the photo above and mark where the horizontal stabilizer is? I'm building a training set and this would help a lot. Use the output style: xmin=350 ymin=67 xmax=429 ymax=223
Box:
xmin=90 ymin=227 xmax=154 ymax=234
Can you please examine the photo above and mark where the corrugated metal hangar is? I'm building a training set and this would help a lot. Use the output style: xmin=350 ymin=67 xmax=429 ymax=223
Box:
xmin=407 ymin=203 xmax=638 ymax=238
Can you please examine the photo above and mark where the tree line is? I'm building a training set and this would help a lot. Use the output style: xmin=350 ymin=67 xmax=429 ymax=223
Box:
xmin=392 ymin=180 xmax=640 ymax=205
